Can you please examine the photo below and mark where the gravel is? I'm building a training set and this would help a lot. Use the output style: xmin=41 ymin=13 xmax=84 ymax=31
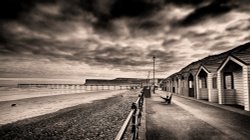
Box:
xmin=0 ymin=90 xmax=139 ymax=140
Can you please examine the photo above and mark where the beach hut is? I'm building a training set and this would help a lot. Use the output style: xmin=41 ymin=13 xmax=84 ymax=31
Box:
xmin=217 ymin=43 xmax=250 ymax=111
xmin=171 ymin=77 xmax=176 ymax=93
xmin=163 ymin=42 xmax=250 ymax=111
xmin=165 ymin=74 xmax=177 ymax=93
xmin=195 ymin=55 xmax=227 ymax=102
xmin=179 ymin=62 xmax=201 ymax=98
xmin=196 ymin=65 xmax=209 ymax=100
xmin=175 ymin=76 xmax=180 ymax=94
xmin=187 ymin=73 xmax=195 ymax=97
xmin=196 ymin=64 xmax=222 ymax=103
xmin=177 ymin=72 xmax=188 ymax=96
xmin=179 ymin=75 xmax=185 ymax=96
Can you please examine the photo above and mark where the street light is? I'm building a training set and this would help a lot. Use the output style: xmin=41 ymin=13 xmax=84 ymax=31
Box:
xmin=153 ymin=56 xmax=155 ymax=93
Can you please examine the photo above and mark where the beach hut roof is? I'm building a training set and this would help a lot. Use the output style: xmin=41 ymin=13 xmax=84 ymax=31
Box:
xmin=230 ymin=42 xmax=250 ymax=64
xmin=166 ymin=41 xmax=250 ymax=79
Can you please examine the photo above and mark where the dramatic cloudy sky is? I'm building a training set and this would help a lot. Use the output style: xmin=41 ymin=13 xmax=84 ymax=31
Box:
xmin=0 ymin=0 xmax=250 ymax=81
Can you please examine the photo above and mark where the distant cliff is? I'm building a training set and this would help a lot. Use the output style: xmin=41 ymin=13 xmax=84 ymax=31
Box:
xmin=84 ymin=78 xmax=146 ymax=86
xmin=84 ymin=78 xmax=164 ymax=86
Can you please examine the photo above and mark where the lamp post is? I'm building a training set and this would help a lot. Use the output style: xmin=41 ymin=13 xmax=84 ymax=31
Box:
xmin=153 ymin=56 xmax=156 ymax=93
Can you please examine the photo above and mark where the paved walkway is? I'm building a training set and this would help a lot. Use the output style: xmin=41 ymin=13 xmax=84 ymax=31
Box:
xmin=146 ymin=91 xmax=250 ymax=140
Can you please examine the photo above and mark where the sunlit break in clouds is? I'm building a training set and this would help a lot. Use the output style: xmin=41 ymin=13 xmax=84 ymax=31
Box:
xmin=0 ymin=0 xmax=250 ymax=81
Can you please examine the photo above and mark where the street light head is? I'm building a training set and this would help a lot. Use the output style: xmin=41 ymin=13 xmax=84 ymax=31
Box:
xmin=153 ymin=56 xmax=156 ymax=59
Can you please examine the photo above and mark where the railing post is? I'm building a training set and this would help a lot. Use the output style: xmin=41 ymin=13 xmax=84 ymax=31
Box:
xmin=138 ymin=94 xmax=143 ymax=126
xmin=131 ymin=102 xmax=138 ymax=140
xmin=115 ymin=92 xmax=144 ymax=140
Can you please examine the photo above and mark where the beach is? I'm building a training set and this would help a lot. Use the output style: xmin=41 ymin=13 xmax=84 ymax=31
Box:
xmin=0 ymin=89 xmax=139 ymax=139
xmin=0 ymin=87 xmax=136 ymax=125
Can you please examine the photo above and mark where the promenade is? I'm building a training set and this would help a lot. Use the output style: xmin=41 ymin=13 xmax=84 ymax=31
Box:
xmin=146 ymin=91 xmax=250 ymax=140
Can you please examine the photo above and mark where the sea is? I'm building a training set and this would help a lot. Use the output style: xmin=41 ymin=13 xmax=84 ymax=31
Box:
xmin=0 ymin=78 xmax=122 ymax=102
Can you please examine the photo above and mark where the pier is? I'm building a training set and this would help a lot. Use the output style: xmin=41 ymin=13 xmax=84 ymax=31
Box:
xmin=17 ymin=83 xmax=141 ymax=90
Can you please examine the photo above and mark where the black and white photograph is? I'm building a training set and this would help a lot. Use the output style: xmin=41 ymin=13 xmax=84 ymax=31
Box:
xmin=0 ymin=0 xmax=250 ymax=139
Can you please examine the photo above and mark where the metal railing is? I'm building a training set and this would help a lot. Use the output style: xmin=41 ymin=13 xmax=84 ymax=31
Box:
xmin=115 ymin=92 xmax=144 ymax=140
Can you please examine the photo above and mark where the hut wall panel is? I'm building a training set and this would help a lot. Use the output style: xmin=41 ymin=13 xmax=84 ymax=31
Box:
xmin=210 ymin=89 xmax=218 ymax=103
xmin=243 ymin=66 xmax=250 ymax=111
xmin=182 ymin=88 xmax=189 ymax=96
xmin=196 ymin=76 xmax=200 ymax=99
xmin=217 ymin=72 xmax=223 ymax=104
xmin=171 ymin=81 xmax=173 ymax=93
xmin=199 ymin=88 xmax=208 ymax=99
xmin=177 ymin=87 xmax=180 ymax=94
xmin=166 ymin=82 xmax=170 ymax=92
xmin=177 ymin=79 xmax=181 ymax=94
xmin=217 ymin=72 xmax=224 ymax=104
xmin=233 ymin=70 xmax=244 ymax=106
xmin=194 ymin=76 xmax=197 ymax=98
xmin=207 ymin=73 xmax=213 ymax=102
xmin=183 ymin=80 xmax=187 ymax=95
xmin=180 ymin=87 xmax=183 ymax=95
xmin=175 ymin=80 xmax=178 ymax=94
xmin=224 ymin=89 xmax=236 ymax=104
xmin=170 ymin=81 xmax=172 ymax=93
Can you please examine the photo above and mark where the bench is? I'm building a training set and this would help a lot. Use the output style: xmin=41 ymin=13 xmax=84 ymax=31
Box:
xmin=160 ymin=93 xmax=173 ymax=104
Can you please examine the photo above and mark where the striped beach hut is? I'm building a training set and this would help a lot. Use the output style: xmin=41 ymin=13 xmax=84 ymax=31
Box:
xmin=217 ymin=43 xmax=250 ymax=111
xmin=164 ymin=42 xmax=250 ymax=111
xmin=195 ymin=53 xmax=228 ymax=102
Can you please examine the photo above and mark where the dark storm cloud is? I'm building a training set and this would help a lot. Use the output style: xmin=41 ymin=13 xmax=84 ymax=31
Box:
xmin=0 ymin=38 xmax=61 ymax=57
xmin=0 ymin=0 xmax=171 ymax=70
xmin=209 ymin=41 xmax=233 ymax=51
xmin=71 ymin=45 xmax=151 ymax=67
xmin=191 ymin=52 xmax=210 ymax=58
xmin=226 ymin=18 xmax=250 ymax=31
xmin=0 ymin=32 xmax=149 ymax=68
xmin=242 ymin=35 xmax=250 ymax=42
xmin=130 ymin=20 xmax=161 ymax=30
xmin=185 ymin=30 xmax=216 ymax=38
xmin=110 ymin=0 xmax=161 ymax=18
xmin=0 ymin=26 xmax=184 ymax=71
xmin=164 ymin=0 xmax=207 ymax=5
xmin=77 ymin=0 xmax=165 ymax=31
xmin=147 ymin=49 xmax=186 ymax=65
xmin=1 ymin=0 xmax=250 ymax=79
xmin=0 ymin=0 xmax=56 ymax=21
xmin=0 ymin=0 xmax=165 ymax=42
xmin=151 ymin=51 xmax=187 ymax=72
xmin=0 ymin=0 xmax=238 ymax=43
xmin=178 ymin=0 xmax=236 ymax=26
xmin=183 ymin=30 xmax=218 ymax=46
xmin=162 ymin=38 xmax=181 ymax=47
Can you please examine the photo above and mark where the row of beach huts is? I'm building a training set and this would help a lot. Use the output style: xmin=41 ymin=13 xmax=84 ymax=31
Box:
xmin=161 ymin=42 xmax=250 ymax=111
